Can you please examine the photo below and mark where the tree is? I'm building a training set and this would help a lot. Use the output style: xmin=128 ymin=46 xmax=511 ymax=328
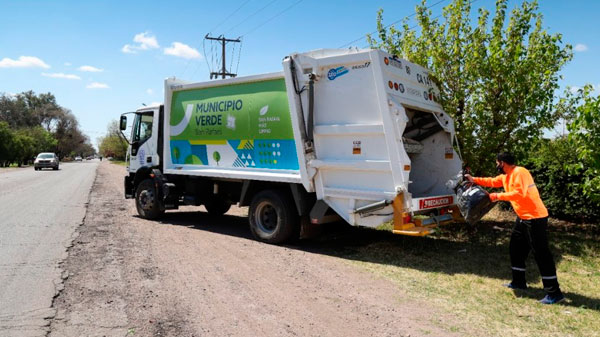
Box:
xmin=53 ymin=108 xmax=85 ymax=158
xmin=12 ymin=130 xmax=35 ymax=166
xmin=525 ymin=137 xmax=600 ymax=222
xmin=567 ymin=85 xmax=600 ymax=202
xmin=0 ymin=91 xmax=62 ymax=129
xmin=0 ymin=122 xmax=15 ymax=167
xmin=0 ymin=91 xmax=95 ymax=163
xmin=213 ymin=151 xmax=221 ymax=165
xmin=98 ymin=120 xmax=128 ymax=160
xmin=369 ymin=0 xmax=572 ymax=174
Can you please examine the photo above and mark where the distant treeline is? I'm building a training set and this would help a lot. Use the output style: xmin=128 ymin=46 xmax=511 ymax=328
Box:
xmin=0 ymin=91 xmax=95 ymax=167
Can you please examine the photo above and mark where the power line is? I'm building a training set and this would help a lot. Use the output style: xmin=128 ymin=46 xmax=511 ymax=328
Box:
xmin=205 ymin=35 xmax=242 ymax=79
xmin=234 ymin=40 xmax=243 ymax=75
xmin=226 ymin=0 xmax=278 ymax=35
xmin=209 ymin=0 xmax=253 ymax=34
xmin=338 ymin=0 xmax=448 ymax=48
xmin=240 ymin=0 xmax=304 ymax=37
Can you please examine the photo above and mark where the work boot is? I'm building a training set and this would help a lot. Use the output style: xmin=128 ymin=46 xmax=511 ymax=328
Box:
xmin=540 ymin=292 xmax=565 ymax=305
xmin=502 ymin=282 xmax=528 ymax=290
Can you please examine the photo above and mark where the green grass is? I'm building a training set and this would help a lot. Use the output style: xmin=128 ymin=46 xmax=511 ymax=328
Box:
xmin=320 ymin=207 xmax=600 ymax=337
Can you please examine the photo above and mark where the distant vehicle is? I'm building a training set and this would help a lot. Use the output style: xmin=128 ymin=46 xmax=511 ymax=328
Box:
xmin=34 ymin=152 xmax=59 ymax=171
xmin=86 ymin=156 xmax=94 ymax=160
xmin=75 ymin=156 xmax=83 ymax=161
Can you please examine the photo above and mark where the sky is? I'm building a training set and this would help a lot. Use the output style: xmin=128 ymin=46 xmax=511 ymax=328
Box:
xmin=1 ymin=0 xmax=598 ymax=149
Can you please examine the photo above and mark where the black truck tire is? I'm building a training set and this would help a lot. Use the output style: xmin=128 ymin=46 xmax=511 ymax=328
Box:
xmin=135 ymin=179 xmax=164 ymax=219
xmin=204 ymin=198 xmax=232 ymax=215
xmin=249 ymin=189 xmax=300 ymax=244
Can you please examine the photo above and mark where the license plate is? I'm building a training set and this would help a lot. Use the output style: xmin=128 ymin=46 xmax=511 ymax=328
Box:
xmin=419 ymin=196 xmax=453 ymax=209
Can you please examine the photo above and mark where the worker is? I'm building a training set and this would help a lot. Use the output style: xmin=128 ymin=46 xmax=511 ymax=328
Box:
xmin=465 ymin=152 xmax=565 ymax=304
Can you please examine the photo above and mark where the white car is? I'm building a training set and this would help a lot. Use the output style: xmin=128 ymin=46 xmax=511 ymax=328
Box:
xmin=75 ymin=156 xmax=83 ymax=162
xmin=34 ymin=152 xmax=59 ymax=170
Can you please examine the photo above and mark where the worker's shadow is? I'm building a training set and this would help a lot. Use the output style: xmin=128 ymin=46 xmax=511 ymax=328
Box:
xmin=158 ymin=210 xmax=600 ymax=312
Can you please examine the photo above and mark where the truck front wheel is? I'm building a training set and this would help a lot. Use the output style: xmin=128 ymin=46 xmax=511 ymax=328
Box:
xmin=249 ymin=189 xmax=299 ymax=244
xmin=135 ymin=179 xmax=164 ymax=219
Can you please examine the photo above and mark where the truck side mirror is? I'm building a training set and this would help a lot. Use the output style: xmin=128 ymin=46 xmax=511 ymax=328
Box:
xmin=120 ymin=115 xmax=127 ymax=131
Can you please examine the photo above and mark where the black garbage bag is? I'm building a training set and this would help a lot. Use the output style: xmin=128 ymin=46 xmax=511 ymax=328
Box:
xmin=455 ymin=181 xmax=495 ymax=224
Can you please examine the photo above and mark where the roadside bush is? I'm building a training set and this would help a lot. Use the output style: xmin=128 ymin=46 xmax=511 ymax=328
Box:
xmin=524 ymin=137 xmax=600 ymax=223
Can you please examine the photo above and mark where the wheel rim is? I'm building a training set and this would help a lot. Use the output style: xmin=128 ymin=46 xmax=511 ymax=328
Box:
xmin=139 ymin=189 xmax=155 ymax=211
xmin=255 ymin=201 xmax=278 ymax=234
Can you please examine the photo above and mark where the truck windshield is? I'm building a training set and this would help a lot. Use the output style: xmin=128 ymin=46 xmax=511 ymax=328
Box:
xmin=132 ymin=112 xmax=153 ymax=143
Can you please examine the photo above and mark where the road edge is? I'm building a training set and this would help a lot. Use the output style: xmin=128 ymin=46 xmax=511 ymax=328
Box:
xmin=44 ymin=163 xmax=99 ymax=336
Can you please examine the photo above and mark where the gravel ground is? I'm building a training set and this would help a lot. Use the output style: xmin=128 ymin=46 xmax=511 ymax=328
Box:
xmin=49 ymin=161 xmax=459 ymax=337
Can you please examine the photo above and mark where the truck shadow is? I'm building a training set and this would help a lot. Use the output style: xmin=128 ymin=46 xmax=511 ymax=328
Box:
xmin=158 ymin=210 xmax=600 ymax=312
xmin=159 ymin=210 xmax=253 ymax=240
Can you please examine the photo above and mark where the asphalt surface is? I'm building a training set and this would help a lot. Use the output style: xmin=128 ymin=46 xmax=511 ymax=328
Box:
xmin=0 ymin=161 xmax=98 ymax=337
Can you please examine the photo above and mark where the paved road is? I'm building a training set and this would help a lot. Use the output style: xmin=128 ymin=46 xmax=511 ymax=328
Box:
xmin=0 ymin=161 xmax=98 ymax=337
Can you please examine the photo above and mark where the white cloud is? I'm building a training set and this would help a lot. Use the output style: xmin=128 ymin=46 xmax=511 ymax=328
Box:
xmin=122 ymin=32 xmax=159 ymax=54
xmin=122 ymin=44 xmax=137 ymax=54
xmin=42 ymin=72 xmax=81 ymax=80
xmin=0 ymin=56 xmax=50 ymax=69
xmin=86 ymin=82 xmax=110 ymax=89
xmin=134 ymin=32 xmax=159 ymax=49
xmin=146 ymin=88 xmax=154 ymax=95
xmin=78 ymin=65 xmax=103 ymax=72
xmin=164 ymin=42 xmax=201 ymax=59
xmin=574 ymin=44 xmax=588 ymax=52
xmin=64 ymin=62 xmax=72 ymax=66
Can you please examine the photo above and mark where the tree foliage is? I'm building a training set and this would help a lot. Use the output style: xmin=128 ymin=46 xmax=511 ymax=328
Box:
xmin=98 ymin=120 xmax=128 ymax=160
xmin=566 ymin=85 xmax=600 ymax=201
xmin=368 ymin=0 xmax=572 ymax=174
xmin=0 ymin=91 xmax=94 ymax=166
xmin=524 ymin=137 xmax=600 ymax=222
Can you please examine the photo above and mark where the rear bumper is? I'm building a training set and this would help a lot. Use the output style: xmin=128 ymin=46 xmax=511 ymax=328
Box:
xmin=392 ymin=194 xmax=461 ymax=237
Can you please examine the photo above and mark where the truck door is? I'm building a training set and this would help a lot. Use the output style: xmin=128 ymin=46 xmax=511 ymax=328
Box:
xmin=129 ymin=109 xmax=158 ymax=172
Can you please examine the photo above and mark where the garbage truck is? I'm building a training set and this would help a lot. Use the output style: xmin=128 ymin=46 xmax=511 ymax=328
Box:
xmin=120 ymin=48 xmax=464 ymax=243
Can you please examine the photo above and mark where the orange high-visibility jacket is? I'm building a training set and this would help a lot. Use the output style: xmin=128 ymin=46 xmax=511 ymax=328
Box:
xmin=473 ymin=166 xmax=548 ymax=220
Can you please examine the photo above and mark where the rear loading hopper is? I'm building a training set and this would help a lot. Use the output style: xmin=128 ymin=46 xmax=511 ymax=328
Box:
xmin=283 ymin=49 xmax=462 ymax=234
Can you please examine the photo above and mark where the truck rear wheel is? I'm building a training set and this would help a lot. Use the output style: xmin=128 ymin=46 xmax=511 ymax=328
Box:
xmin=204 ymin=198 xmax=231 ymax=215
xmin=249 ymin=189 xmax=299 ymax=244
xmin=135 ymin=179 xmax=164 ymax=219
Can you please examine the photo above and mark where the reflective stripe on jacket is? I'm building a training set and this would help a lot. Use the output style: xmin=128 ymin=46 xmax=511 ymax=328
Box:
xmin=473 ymin=166 xmax=548 ymax=220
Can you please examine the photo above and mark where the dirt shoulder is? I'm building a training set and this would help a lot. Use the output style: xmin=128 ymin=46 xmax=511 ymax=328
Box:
xmin=49 ymin=162 xmax=460 ymax=337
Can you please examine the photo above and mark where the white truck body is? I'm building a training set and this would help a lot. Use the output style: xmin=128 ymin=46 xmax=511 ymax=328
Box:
xmin=149 ymin=48 xmax=461 ymax=229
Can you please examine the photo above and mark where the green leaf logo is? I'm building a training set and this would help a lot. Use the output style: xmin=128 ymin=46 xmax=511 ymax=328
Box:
xmin=213 ymin=151 xmax=221 ymax=165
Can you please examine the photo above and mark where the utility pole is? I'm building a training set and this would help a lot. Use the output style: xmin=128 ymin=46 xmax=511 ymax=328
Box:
xmin=205 ymin=34 xmax=241 ymax=79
